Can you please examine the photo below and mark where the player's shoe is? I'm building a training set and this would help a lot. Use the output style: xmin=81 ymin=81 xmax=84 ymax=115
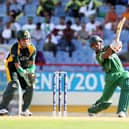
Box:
xmin=88 ymin=104 xmax=97 ymax=117
xmin=88 ymin=112 xmax=96 ymax=117
xmin=21 ymin=109 xmax=32 ymax=116
xmin=0 ymin=108 xmax=8 ymax=115
xmin=117 ymin=111 xmax=127 ymax=118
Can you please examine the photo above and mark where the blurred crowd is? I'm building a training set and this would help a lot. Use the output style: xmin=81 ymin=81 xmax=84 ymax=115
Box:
xmin=0 ymin=0 xmax=129 ymax=67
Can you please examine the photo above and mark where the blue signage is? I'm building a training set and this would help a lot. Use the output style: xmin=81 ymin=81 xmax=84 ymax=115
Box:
xmin=35 ymin=72 xmax=120 ymax=92
xmin=0 ymin=71 xmax=120 ymax=92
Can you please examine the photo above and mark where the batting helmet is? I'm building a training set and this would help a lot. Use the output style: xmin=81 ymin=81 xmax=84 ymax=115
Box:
xmin=17 ymin=30 xmax=31 ymax=41
xmin=89 ymin=35 xmax=103 ymax=45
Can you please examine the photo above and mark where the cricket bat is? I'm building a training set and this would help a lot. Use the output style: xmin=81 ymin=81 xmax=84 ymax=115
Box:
xmin=115 ymin=17 xmax=126 ymax=42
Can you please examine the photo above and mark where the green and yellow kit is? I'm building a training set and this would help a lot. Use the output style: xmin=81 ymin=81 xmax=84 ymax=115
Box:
xmin=5 ymin=42 xmax=36 ymax=89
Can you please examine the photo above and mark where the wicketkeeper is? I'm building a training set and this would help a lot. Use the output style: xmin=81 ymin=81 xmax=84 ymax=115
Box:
xmin=88 ymin=35 xmax=129 ymax=117
xmin=0 ymin=30 xmax=36 ymax=116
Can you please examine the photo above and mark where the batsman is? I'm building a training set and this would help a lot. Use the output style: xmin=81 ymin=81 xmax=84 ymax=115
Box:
xmin=88 ymin=35 xmax=129 ymax=117
xmin=0 ymin=30 xmax=36 ymax=116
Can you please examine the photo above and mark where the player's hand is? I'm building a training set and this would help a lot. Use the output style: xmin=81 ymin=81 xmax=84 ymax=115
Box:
xmin=19 ymin=70 xmax=31 ymax=86
xmin=24 ymin=71 xmax=36 ymax=87
xmin=18 ymin=70 xmax=34 ymax=86
xmin=26 ymin=72 xmax=36 ymax=84
xmin=110 ymin=40 xmax=122 ymax=53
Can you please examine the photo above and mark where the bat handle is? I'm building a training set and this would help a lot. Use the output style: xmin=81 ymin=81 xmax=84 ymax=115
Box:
xmin=115 ymin=38 xmax=119 ymax=43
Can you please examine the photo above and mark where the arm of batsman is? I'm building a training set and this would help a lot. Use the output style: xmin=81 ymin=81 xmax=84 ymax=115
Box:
xmin=110 ymin=40 xmax=122 ymax=53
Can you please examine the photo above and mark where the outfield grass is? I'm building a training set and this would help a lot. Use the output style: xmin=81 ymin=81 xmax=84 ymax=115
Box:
xmin=0 ymin=116 xmax=129 ymax=129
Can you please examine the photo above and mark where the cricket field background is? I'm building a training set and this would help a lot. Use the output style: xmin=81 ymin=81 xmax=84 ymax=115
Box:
xmin=0 ymin=116 xmax=129 ymax=129
xmin=0 ymin=70 xmax=129 ymax=129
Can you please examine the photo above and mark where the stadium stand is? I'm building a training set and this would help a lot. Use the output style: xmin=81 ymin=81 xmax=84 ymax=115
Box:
xmin=24 ymin=4 xmax=37 ymax=16
xmin=97 ymin=4 xmax=110 ymax=17
xmin=0 ymin=0 xmax=129 ymax=72
xmin=0 ymin=4 xmax=7 ymax=16
xmin=115 ymin=4 xmax=126 ymax=18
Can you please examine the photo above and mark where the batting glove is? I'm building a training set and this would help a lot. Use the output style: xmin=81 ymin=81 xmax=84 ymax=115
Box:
xmin=110 ymin=40 xmax=122 ymax=53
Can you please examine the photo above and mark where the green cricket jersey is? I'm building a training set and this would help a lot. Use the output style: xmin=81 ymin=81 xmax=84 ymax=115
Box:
xmin=96 ymin=46 xmax=124 ymax=73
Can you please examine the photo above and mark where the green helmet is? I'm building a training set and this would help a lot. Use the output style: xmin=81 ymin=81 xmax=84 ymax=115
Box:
xmin=89 ymin=35 xmax=103 ymax=45
xmin=17 ymin=30 xmax=31 ymax=40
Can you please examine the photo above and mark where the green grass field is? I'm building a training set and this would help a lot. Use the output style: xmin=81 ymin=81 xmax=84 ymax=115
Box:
xmin=0 ymin=116 xmax=129 ymax=129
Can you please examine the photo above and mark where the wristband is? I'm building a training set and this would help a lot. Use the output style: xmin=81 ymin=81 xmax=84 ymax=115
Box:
xmin=27 ymin=65 xmax=36 ymax=73
xmin=17 ymin=67 xmax=25 ymax=74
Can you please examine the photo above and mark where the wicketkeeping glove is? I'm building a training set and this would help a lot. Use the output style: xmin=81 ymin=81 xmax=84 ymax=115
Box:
xmin=24 ymin=72 xmax=36 ymax=86
xmin=27 ymin=72 xmax=36 ymax=84
xmin=19 ymin=70 xmax=35 ymax=86
xmin=17 ymin=66 xmax=36 ymax=86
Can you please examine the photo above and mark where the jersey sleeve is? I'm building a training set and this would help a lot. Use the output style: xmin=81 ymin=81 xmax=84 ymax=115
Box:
xmin=30 ymin=50 xmax=36 ymax=61
xmin=96 ymin=52 xmax=104 ymax=65
xmin=11 ymin=45 xmax=19 ymax=63
xmin=28 ymin=45 xmax=36 ymax=61
xmin=96 ymin=46 xmax=110 ymax=65
xmin=27 ymin=45 xmax=36 ymax=73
